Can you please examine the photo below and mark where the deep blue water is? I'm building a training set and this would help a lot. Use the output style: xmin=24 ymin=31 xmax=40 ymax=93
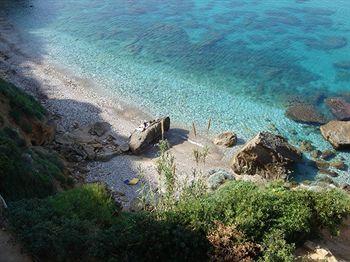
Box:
xmin=1 ymin=0 xmax=350 ymax=183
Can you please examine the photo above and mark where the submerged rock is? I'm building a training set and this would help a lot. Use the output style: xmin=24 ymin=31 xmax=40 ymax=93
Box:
xmin=213 ymin=132 xmax=237 ymax=147
xmin=334 ymin=60 xmax=350 ymax=70
xmin=320 ymin=121 xmax=350 ymax=149
xmin=325 ymin=97 xmax=350 ymax=121
xmin=286 ymin=103 xmax=326 ymax=124
xmin=230 ymin=132 xmax=302 ymax=180
xmin=129 ymin=117 xmax=170 ymax=154
xmin=304 ymin=36 xmax=347 ymax=50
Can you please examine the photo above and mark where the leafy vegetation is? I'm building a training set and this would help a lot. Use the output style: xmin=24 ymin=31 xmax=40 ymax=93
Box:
xmin=0 ymin=127 xmax=72 ymax=201
xmin=0 ymin=78 xmax=46 ymax=123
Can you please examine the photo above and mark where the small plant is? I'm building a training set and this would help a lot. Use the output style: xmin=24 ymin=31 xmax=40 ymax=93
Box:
xmin=193 ymin=145 xmax=210 ymax=164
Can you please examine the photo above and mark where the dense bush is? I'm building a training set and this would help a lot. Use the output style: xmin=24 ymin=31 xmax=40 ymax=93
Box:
xmin=8 ymin=184 xmax=209 ymax=262
xmin=0 ymin=127 xmax=72 ymax=201
xmin=162 ymin=180 xmax=350 ymax=259
xmin=7 ymin=181 xmax=350 ymax=261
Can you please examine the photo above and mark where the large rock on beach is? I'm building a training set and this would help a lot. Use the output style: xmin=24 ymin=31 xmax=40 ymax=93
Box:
xmin=325 ymin=97 xmax=350 ymax=121
xmin=129 ymin=117 xmax=170 ymax=154
xmin=213 ymin=132 xmax=237 ymax=147
xmin=285 ymin=103 xmax=326 ymax=124
xmin=230 ymin=132 xmax=302 ymax=180
xmin=320 ymin=121 xmax=350 ymax=149
xmin=55 ymin=121 xmax=121 ymax=162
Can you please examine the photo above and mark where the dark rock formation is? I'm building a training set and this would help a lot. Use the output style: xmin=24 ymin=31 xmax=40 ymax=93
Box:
xmin=320 ymin=121 xmax=350 ymax=149
xmin=230 ymin=132 xmax=302 ymax=180
xmin=129 ymin=117 xmax=170 ymax=154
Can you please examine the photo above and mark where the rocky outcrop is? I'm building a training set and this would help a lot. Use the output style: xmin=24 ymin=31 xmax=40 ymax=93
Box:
xmin=325 ymin=97 xmax=350 ymax=121
xmin=285 ymin=103 xmax=326 ymax=124
xmin=129 ymin=117 xmax=170 ymax=154
xmin=55 ymin=122 xmax=122 ymax=162
xmin=320 ymin=121 xmax=350 ymax=149
xmin=206 ymin=169 xmax=234 ymax=190
xmin=213 ymin=132 xmax=237 ymax=147
xmin=230 ymin=132 xmax=302 ymax=180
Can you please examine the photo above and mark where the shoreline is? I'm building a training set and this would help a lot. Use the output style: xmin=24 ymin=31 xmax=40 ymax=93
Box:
xmin=0 ymin=18 xmax=233 ymax=208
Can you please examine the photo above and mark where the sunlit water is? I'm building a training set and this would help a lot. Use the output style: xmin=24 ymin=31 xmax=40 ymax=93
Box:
xmin=1 ymin=0 xmax=350 ymax=183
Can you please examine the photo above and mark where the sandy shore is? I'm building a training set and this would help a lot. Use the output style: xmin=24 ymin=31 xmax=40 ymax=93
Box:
xmin=0 ymin=17 xmax=234 ymax=208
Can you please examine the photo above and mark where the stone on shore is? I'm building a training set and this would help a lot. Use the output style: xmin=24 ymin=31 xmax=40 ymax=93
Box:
xmin=129 ymin=117 xmax=170 ymax=154
xmin=230 ymin=132 xmax=302 ymax=180
xmin=55 ymin=121 xmax=121 ymax=162
xmin=285 ymin=103 xmax=326 ymax=124
xmin=320 ymin=121 xmax=350 ymax=149
xmin=206 ymin=169 xmax=234 ymax=190
xmin=213 ymin=132 xmax=237 ymax=147
xmin=325 ymin=97 xmax=350 ymax=121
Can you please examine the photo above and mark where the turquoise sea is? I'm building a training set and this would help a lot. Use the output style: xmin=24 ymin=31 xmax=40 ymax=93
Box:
xmin=1 ymin=0 xmax=350 ymax=183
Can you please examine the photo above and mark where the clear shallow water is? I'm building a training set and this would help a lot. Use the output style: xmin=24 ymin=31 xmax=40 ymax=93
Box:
xmin=1 ymin=0 xmax=350 ymax=183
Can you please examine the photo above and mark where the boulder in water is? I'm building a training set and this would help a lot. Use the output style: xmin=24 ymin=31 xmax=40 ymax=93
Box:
xmin=230 ymin=132 xmax=302 ymax=180
xmin=320 ymin=121 xmax=350 ymax=149
xmin=286 ymin=103 xmax=326 ymax=124
xmin=325 ymin=97 xmax=350 ymax=121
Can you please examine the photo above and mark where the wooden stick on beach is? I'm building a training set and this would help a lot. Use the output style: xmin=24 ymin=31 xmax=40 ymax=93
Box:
xmin=192 ymin=122 xmax=197 ymax=137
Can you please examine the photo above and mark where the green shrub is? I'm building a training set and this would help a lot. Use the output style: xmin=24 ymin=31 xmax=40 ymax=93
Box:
xmin=8 ymin=184 xmax=209 ymax=262
xmin=161 ymin=180 xmax=350 ymax=259
xmin=0 ymin=128 xmax=70 ymax=201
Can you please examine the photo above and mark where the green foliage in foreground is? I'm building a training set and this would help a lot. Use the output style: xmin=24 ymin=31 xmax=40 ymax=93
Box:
xmin=7 ymin=181 xmax=350 ymax=262
xmin=0 ymin=127 xmax=72 ymax=201
xmin=165 ymin=181 xmax=350 ymax=253
xmin=0 ymin=78 xmax=46 ymax=124
xmin=8 ymin=184 xmax=209 ymax=262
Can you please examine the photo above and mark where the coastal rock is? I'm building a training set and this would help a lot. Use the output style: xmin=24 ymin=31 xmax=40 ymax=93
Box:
xmin=325 ymin=97 xmax=350 ymax=121
xmin=330 ymin=161 xmax=346 ymax=170
xmin=320 ymin=149 xmax=336 ymax=160
xmin=89 ymin=122 xmax=111 ymax=137
xmin=230 ymin=132 xmax=302 ymax=180
xmin=213 ymin=132 xmax=237 ymax=147
xmin=30 ymin=119 xmax=56 ymax=146
xmin=320 ymin=121 xmax=350 ymax=149
xmin=129 ymin=117 xmax=170 ymax=154
xmin=206 ymin=169 xmax=234 ymax=190
xmin=55 ymin=121 xmax=121 ymax=162
xmin=299 ymin=140 xmax=314 ymax=152
xmin=286 ymin=103 xmax=326 ymax=124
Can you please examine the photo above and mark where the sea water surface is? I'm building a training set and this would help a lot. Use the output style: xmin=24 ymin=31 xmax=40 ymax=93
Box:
xmin=1 ymin=0 xmax=350 ymax=183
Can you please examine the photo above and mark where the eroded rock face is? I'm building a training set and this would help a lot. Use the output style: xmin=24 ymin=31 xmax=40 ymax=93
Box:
xmin=285 ymin=103 xmax=326 ymax=124
xmin=129 ymin=117 xmax=170 ymax=154
xmin=230 ymin=132 xmax=302 ymax=180
xmin=213 ymin=132 xmax=237 ymax=147
xmin=325 ymin=98 xmax=350 ymax=121
xmin=320 ymin=121 xmax=350 ymax=149
xmin=55 ymin=122 xmax=121 ymax=162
